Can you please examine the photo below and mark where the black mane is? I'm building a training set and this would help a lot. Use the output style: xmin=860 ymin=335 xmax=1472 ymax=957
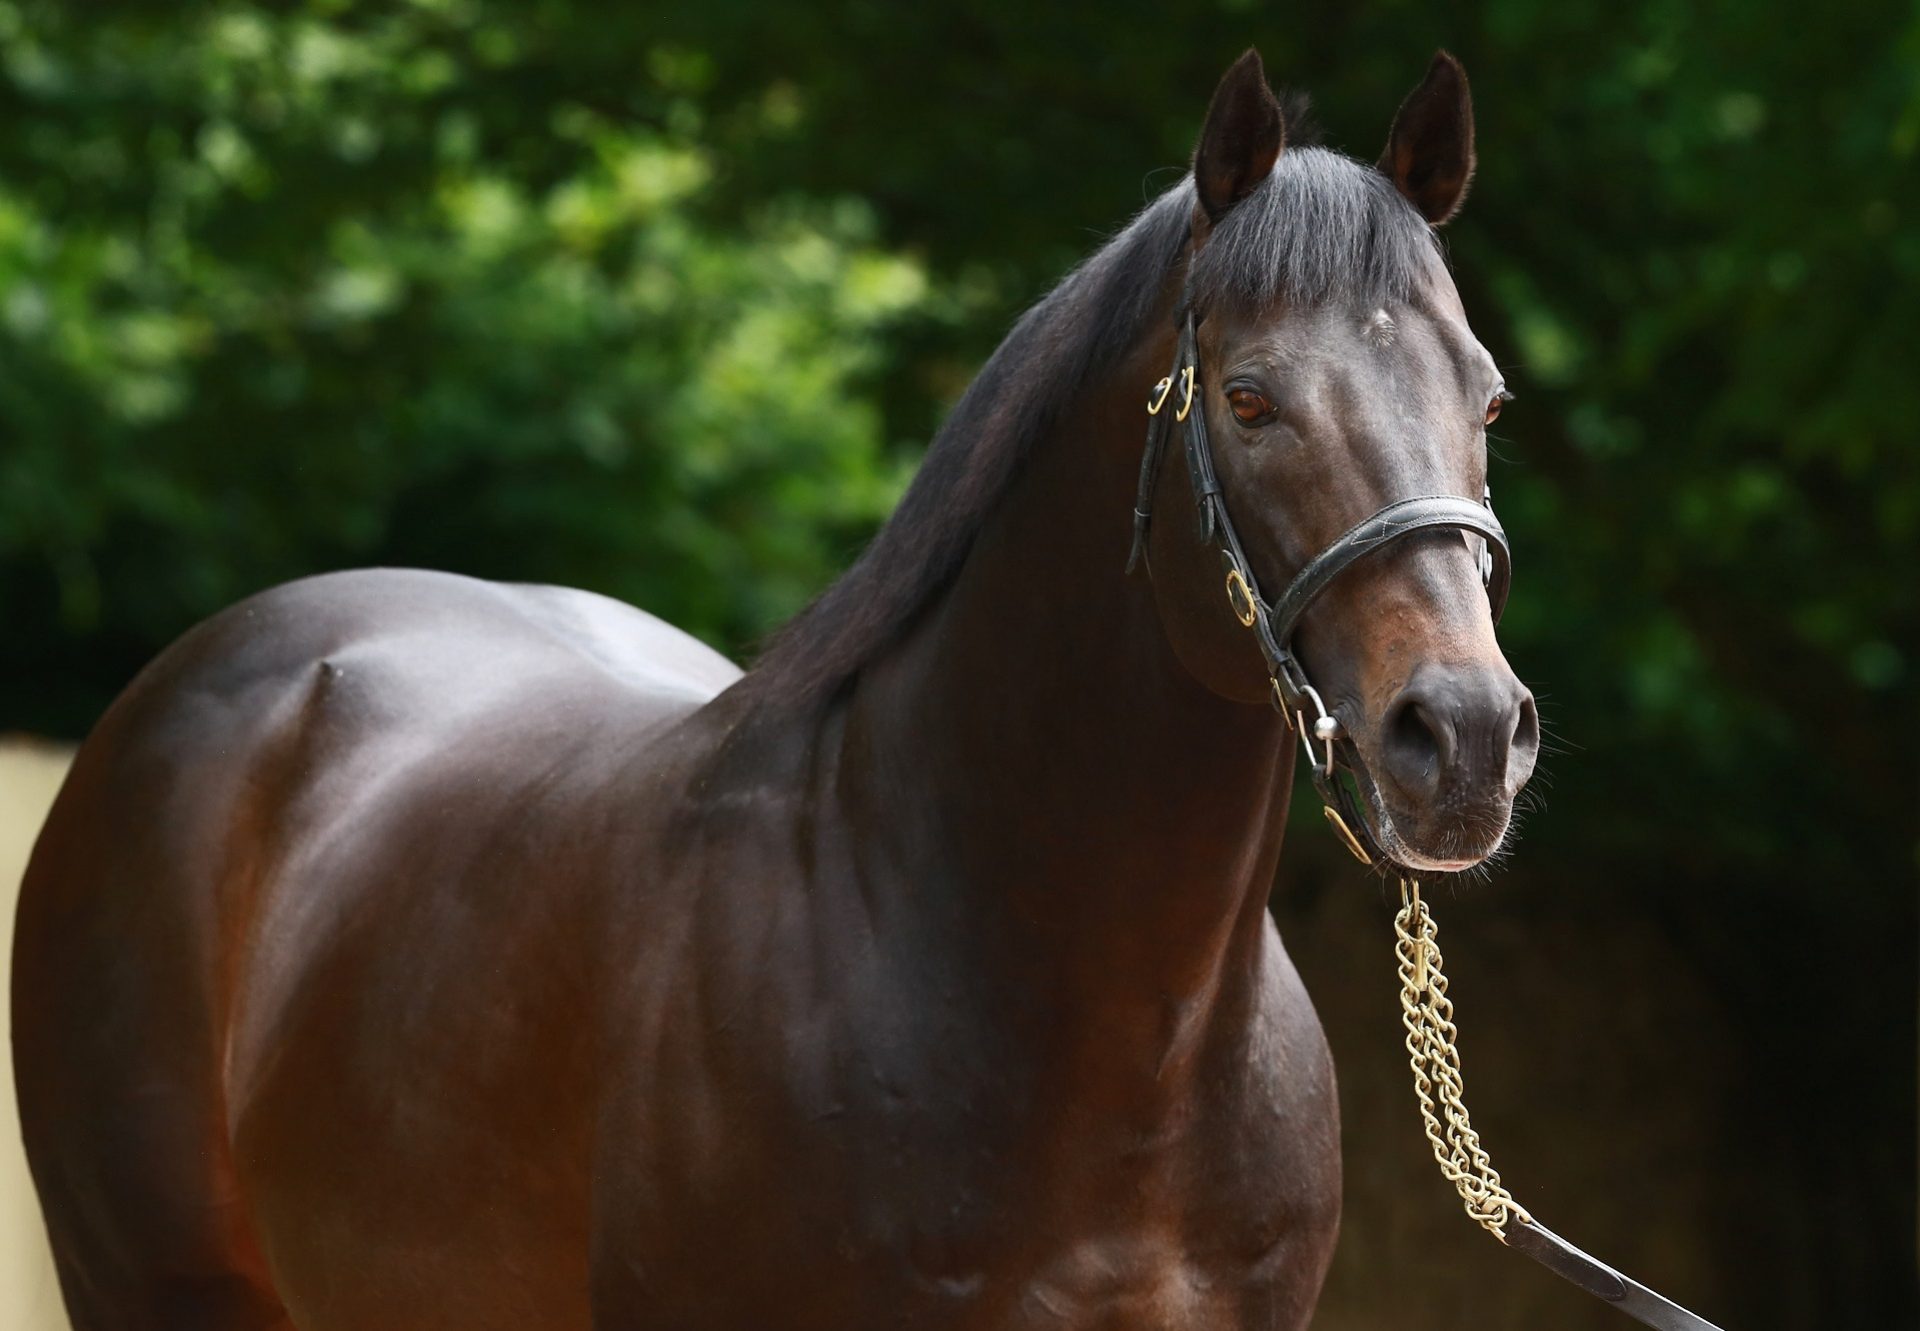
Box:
xmin=745 ymin=143 xmax=1440 ymax=702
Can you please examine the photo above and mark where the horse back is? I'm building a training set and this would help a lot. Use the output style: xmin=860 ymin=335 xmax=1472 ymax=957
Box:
xmin=12 ymin=567 xmax=738 ymax=1329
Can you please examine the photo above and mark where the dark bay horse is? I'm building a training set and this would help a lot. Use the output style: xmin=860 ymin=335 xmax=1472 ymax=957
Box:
xmin=14 ymin=49 xmax=1537 ymax=1330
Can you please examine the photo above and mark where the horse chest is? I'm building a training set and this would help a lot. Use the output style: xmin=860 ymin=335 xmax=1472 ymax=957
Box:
xmin=599 ymin=953 xmax=1340 ymax=1331
xmin=604 ymin=1127 xmax=1335 ymax=1331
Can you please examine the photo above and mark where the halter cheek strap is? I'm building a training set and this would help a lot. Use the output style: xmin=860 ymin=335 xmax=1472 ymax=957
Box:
xmin=1129 ymin=311 xmax=1512 ymax=869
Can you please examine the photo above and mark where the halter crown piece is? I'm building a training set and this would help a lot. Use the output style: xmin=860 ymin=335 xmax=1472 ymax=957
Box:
xmin=1128 ymin=308 xmax=1511 ymax=870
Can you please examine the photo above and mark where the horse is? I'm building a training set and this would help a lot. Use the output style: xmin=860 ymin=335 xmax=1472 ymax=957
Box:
xmin=13 ymin=48 xmax=1537 ymax=1330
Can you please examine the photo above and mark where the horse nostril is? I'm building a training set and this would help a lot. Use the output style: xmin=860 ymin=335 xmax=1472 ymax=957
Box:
xmin=1382 ymin=694 xmax=1449 ymax=799
xmin=1512 ymin=692 xmax=1540 ymax=761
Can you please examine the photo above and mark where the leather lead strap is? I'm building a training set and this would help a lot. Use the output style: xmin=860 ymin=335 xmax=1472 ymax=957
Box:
xmin=1505 ymin=1222 xmax=1726 ymax=1331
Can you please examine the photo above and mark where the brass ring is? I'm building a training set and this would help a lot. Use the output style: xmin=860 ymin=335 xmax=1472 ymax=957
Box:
xmin=1145 ymin=376 xmax=1173 ymax=415
xmin=1174 ymin=366 xmax=1196 ymax=421
xmin=1322 ymin=805 xmax=1374 ymax=866
xmin=1224 ymin=567 xmax=1257 ymax=627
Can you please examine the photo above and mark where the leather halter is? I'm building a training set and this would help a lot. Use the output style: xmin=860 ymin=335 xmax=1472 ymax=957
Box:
xmin=1130 ymin=308 xmax=1729 ymax=1331
xmin=1128 ymin=309 xmax=1511 ymax=870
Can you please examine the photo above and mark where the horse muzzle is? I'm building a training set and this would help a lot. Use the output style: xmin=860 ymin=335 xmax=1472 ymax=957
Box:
xmin=1354 ymin=660 xmax=1539 ymax=870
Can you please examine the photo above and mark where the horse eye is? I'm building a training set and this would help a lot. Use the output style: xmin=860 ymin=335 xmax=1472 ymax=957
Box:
xmin=1228 ymin=389 xmax=1273 ymax=423
xmin=1484 ymin=391 xmax=1512 ymax=426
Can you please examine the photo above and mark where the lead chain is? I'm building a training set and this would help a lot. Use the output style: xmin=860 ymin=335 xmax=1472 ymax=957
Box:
xmin=1394 ymin=878 xmax=1532 ymax=1239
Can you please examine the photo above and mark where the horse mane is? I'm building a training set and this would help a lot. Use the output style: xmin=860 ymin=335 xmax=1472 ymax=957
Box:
xmin=744 ymin=132 xmax=1440 ymax=705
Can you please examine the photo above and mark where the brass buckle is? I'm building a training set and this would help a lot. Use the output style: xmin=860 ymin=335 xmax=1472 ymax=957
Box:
xmin=1174 ymin=365 xmax=1196 ymax=421
xmin=1322 ymin=804 xmax=1373 ymax=865
xmin=1224 ymin=567 xmax=1257 ymax=627
xmin=1146 ymin=376 xmax=1173 ymax=415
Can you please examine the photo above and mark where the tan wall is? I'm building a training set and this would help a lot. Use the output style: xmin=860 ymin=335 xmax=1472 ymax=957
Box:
xmin=0 ymin=740 xmax=74 ymax=1331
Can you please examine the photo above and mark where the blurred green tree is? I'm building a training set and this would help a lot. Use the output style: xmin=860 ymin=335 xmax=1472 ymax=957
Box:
xmin=0 ymin=0 xmax=1913 ymax=899
xmin=0 ymin=3 xmax=947 ymax=731
xmin=0 ymin=1 xmax=1912 ymax=1318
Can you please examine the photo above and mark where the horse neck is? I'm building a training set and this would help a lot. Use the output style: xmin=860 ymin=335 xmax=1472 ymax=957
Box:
xmin=841 ymin=324 xmax=1297 ymax=1017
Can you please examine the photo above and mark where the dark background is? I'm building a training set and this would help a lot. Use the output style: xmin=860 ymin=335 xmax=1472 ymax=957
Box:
xmin=0 ymin=2 xmax=1913 ymax=1325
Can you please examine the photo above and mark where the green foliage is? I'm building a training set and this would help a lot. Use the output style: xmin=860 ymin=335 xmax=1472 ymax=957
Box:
xmin=0 ymin=2 xmax=945 ymax=727
xmin=0 ymin=0 xmax=1913 ymax=894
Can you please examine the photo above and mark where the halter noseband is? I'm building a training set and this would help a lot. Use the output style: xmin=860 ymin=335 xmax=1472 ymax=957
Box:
xmin=1128 ymin=309 xmax=1512 ymax=870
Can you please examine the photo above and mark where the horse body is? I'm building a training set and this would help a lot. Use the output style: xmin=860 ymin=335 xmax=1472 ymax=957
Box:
xmin=14 ymin=50 xmax=1529 ymax=1330
xmin=581 ymin=313 xmax=1343 ymax=1328
xmin=17 ymin=556 xmax=1338 ymax=1330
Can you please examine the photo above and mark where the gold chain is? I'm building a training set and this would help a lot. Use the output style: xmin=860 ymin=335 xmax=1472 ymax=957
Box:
xmin=1394 ymin=877 xmax=1532 ymax=1239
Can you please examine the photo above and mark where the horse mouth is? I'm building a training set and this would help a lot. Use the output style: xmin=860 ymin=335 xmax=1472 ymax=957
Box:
xmin=1343 ymin=758 xmax=1514 ymax=874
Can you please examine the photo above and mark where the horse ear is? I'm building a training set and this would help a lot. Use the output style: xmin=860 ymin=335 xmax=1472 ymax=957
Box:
xmin=1192 ymin=49 xmax=1285 ymax=227
xmin=1379 ymin=51 xmax=1476 ymax=226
